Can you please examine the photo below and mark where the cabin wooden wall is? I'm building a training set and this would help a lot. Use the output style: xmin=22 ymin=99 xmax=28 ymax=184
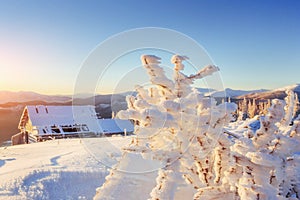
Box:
xmin=11 ymin=132 xmax=28 ymax=145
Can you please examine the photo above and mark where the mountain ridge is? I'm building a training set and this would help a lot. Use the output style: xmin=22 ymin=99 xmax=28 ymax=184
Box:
xmin=0 ymin=91 xmax=71 ymax=104
xmin=1 ymin=84 xmax=299 ymax=105
xmin=206 ymin=88 xmax=269 ymax=98
xmin=235 ymin=84 xmax=300 ymax=100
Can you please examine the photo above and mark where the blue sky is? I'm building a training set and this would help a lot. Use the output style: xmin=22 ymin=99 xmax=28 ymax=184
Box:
xmin=0 ymin=0 xmax=299 ymax=94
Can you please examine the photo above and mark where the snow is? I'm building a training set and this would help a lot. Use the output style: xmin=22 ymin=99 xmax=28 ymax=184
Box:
xmin=25 ymin=105 xmax=78 ymax=126
xmin=225 ymin=116 xmax=261 ymax=136
xmin=94 ymin=153 xmax=159 ymax=200
xmin=0 ymin=137 xmax=133 ymax=199
xmin=0 ymin=136 xmax=189 ymax=200
xmin=98 ymin=119 xmax=134 ymax=134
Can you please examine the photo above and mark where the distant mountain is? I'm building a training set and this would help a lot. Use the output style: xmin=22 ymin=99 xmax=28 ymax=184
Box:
xmin=197 ymin=88 xmax=216 ymax=94
xmin=236 ymin=84 xmax=300 ymax=100
xmin=0 ymin=100 xmax=71 ymax=108
xmin=0 ymin=90 xmax=131 ymax=106
xmin=0 ymin=91 xmax=71 ymax=104
xmin=72 ymin=93 xmax=129 ymax=105
xmin=206 ymin=88 xmax=269 ymax=98
xmin=276 ymin=84 xmax=300 ymax=93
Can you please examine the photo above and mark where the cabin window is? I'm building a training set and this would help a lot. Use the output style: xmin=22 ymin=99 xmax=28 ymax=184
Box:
xmin=35 ymin=107 xmax=39 ymax=113
xmin=62 ymin=125 xmax=78 ymax=133
xmin=51 ymin=125 xmax=61 ymax=133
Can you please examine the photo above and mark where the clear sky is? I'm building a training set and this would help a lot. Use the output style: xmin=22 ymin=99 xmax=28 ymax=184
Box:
xmin=0 ymin=0 xmax=299 ymax=95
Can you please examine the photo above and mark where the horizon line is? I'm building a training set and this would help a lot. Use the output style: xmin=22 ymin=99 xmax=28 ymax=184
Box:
xmin=1 ymin=83 xmax=300 ymax=96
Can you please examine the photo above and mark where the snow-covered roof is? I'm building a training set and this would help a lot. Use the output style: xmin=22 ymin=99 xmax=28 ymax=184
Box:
xmin=98 ymin=119 xmax=134 ymax=134
xmin=18 ymin=106 xmax=134 ymax=135
xmin=20 ymin=105 xmax=96 ymax=126
xmin=19 ymin=105 xmax=102 ymax=134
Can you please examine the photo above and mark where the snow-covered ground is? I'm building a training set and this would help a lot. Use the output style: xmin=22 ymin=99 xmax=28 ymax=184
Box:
xmin=1 ymin=120 xmax=300 ymax=199
xmin=0 ymin=136 xmax=195 ymax=200
xmin=0 ymin=137 xmax=133 ymax=200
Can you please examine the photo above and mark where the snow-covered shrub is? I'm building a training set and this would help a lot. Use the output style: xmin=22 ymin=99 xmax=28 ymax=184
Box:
xmin=95 ymin=55 xmax=300 ymax=200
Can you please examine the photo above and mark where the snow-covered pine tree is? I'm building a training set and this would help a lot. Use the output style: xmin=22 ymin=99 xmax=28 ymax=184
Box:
xmin=258 ymin=101 xmax=265 ymax=115
xmin=281 ymin=90 xmax=297 ymax=127
xmin=95 ymin=54 xmax=237 ymax=199
xmin=248 ymin=98 xmax=257 ymax=119
xmin=238 ymin=97 xmax=249 ymax=121
xmin=293 ymin=93 xmax=299 ymax=120
xmin=147 ymin=55 xmax=236 ymax=199
xmin=95 ymin=54 xmax=300 ymax=200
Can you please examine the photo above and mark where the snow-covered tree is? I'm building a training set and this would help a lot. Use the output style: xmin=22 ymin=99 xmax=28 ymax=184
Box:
xmin=238 ymin=97 xmax=249 ymax=121
xmin=294 ymin=93 xmax=299 ymax=120
xmin=95 ymin=54 xmax=235 ymax=199
xmin=95 ymin=54 xmax=300 ymax=200
xmin=248 ymin=98 xmax=257 ymax=119
xmin=230 ymin=91 xmax=300 ymax=199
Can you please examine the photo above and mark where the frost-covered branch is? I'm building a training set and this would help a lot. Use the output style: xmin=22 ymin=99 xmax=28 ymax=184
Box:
xmin=188 ymin=65 xmax=220 ymax=80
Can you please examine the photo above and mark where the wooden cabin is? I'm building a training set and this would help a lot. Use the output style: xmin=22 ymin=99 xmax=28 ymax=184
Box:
xmin=12 ymin=105 xmax=134 ymax=145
